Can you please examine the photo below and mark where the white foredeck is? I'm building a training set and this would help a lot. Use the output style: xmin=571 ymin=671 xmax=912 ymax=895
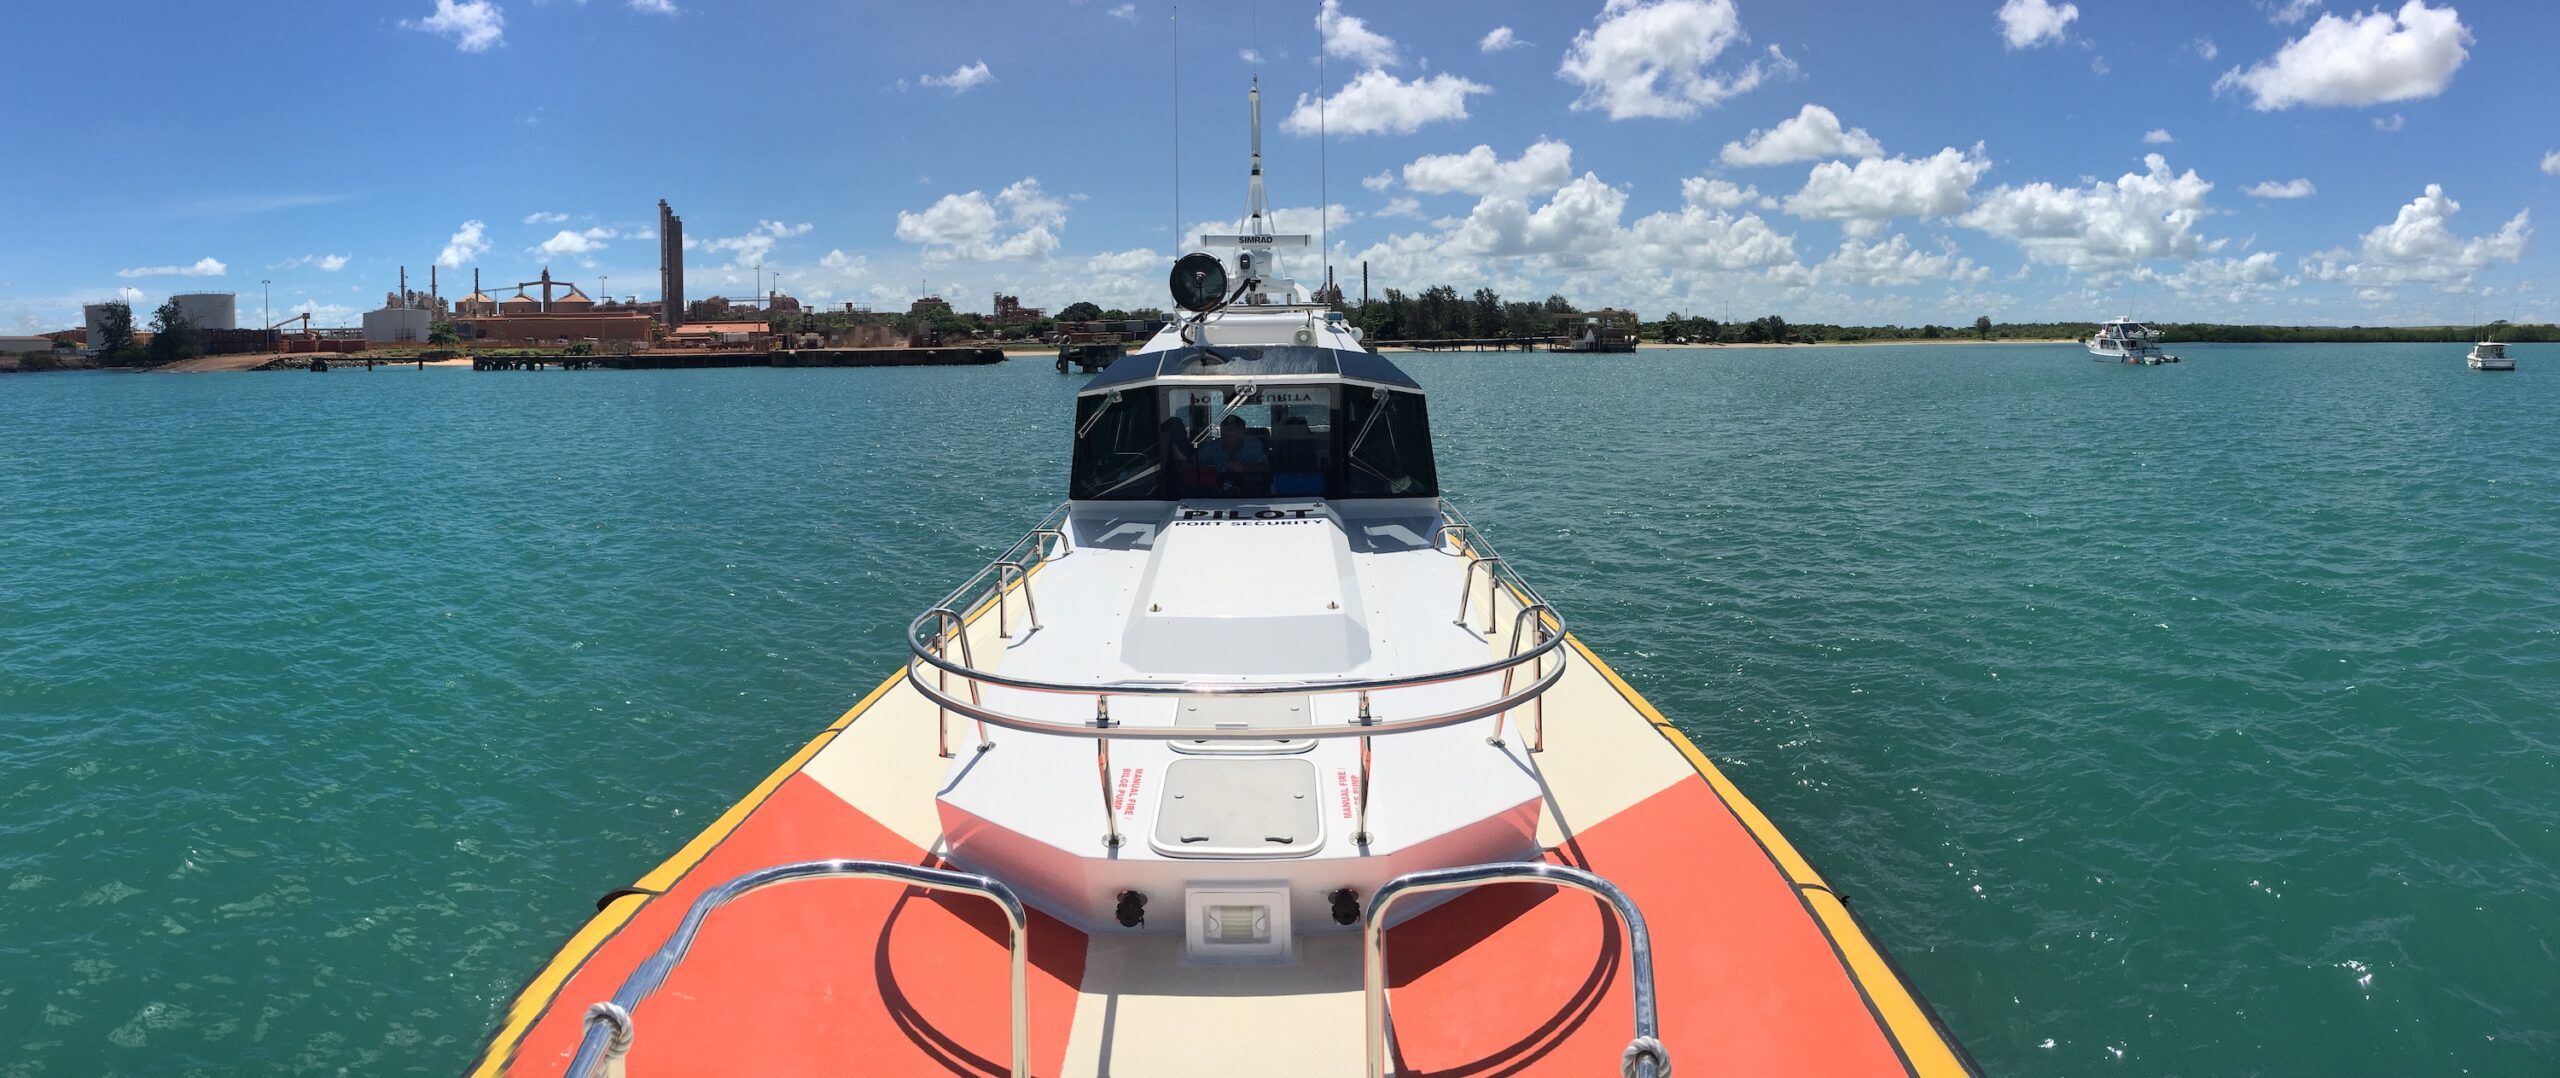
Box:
xmin=932 ymin=500 xmax=1556 ymax=938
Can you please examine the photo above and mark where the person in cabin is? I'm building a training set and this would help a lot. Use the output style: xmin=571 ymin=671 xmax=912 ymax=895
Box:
xmin=1195 ymin=414 xmax=1270 ymax=494
xmin=1158 ymin=416 xmax=1213 ymax=498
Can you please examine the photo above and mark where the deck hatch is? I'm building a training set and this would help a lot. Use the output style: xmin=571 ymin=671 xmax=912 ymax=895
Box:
xmin=1149 ymin=758 xmax=1325 ymax=858
xmin=1169 ymin=695 xmax=1317 ymax=755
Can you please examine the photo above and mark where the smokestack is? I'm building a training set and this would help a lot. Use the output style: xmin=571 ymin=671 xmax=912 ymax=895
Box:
xmin=399 ymin=266 xmax=407 ymax=305
xmin=430 ymin=266 xmax=438 ymax=311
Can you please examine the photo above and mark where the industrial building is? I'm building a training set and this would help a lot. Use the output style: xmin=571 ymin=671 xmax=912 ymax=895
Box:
xmin=992 ymin=293 xmax=1045 ymax=325
xmin=452 ymin=267 xmax=651 ymax=345
xmin=362 ymin=267 xmax=446 ymax=342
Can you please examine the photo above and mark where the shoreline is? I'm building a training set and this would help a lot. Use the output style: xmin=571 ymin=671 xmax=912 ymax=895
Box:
xmin=1375 ymin=338 xmax=2079 ymax=353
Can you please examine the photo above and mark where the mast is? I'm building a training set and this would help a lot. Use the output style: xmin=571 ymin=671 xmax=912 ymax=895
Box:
xmin=1247 ymin=78 xmax=1268 ymax=242
xmin=1199 ymin=79 xmax=1310 ymax=303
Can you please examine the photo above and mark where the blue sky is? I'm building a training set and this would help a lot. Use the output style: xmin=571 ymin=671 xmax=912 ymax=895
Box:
xmin=5 ymin=0 xmax=2556 ymax=332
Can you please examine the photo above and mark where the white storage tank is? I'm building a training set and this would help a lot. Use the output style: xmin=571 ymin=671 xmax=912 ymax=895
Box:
xmin=170 ymin=292 xmax=238 ymax=330
xmin=84 ymin=302 xmax=120 ymax=350
xmin=362 ymin=307 xmax=433 ymax=343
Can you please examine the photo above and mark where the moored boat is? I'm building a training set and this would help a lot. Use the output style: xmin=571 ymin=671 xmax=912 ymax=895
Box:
xmin=2088 ymin=317 xmax=2177 ymax=364
xmin=467 ymin=81 xmax=1976 ymax=1078
xmin=2468 ymin=340 xmax=2513 ymax=371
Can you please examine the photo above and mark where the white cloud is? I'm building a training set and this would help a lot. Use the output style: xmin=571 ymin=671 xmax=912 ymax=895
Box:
xmin=1402 ymin=140 xmax=1574 ymax=200
xmin=1720 ymin=104 xmax=1884 ymax=166
xmin=1959 ymin=153 xmax=2221 ymax=270
xmin=2143 ymin=129 xmax=2175 ymax=144
xmin=2193 ymin=37 xmax=2220 ymax=61
xmin=1087 ymin=249 xmax=1160 ymax=275
xmin=2300 ymin=183 xmax=2528 ymax=287
xmin=2152 ymin=252 xmax=2296 ymax=303
xmin=701 ymin=221 xmax=814 ymax=267
xmin=818 ymin=249 xmax=865 ymax=271
xmin=1480 ymin=26 xmax=1520 ymax=53
xmin=2243 ymin=178 xmax=2318 ymax=198
xmin=536 ymin=227 xmax=617 ymax=257
xmin=1997 ymin=0 xmax=2078 ymax=49
xmin=523 ymin=211 xmax=569 ymax=225
xmin=438 ymin=220 xmax=491 ymax=268
xmin=1284 ymin=70 xmax=1488 ymax=136
xmin=2543 ymin=150 xmax=2560 ymax=176
xmin=2262 ymin=0 xmax=2321 ymax=24
xmin=1784 ymin=145 xmax=1992 ymax=222
xmin=1108 ymin=3 xmax=1136 ymax=21
xmin=1682 ymin=177 xmax=1762 ymax=210
xmin=630 ymin=0 xmax=677 ymax=14
xmin=1445 ymin=176 xmax=1630 ymax=258
xmin=404 ymin=0 xmax=504 ymax=52
xmin=896 ymin=179 xmax=1065 ymax=262
xmin=1317 ymin=0 xmax=1399 ymax=68
xmin=920 ymin=61 xmax=994 ymax=93
xmin=1815 ymin=234 xmax=1984 ymax=287
xmin=1361 ymin=171 xmax=1394 ymax=192
xmin=1559 ymin=0 xmax=1789 ymax=120
xmin=1377 ymin=196 xmax=1422 ymax=218
xmin=1240 ymin=48 xmax=1263 ymax=64
xmin=1621 ymin=195 xmax=1797 ymax=271
xmin=2373 ymin=112 xmax=2405 ymax=131
xmin=2216 ymin=1 xmax=2469 ymax=110
xmin=279 ymin=254 xmax=350 ymax=272
xmin=116 ymin=257 xmax=227 ymax=279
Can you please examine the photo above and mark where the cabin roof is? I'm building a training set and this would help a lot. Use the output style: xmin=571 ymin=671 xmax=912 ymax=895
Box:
xmin=1080 ymin=343 xmax=1422 ymax=394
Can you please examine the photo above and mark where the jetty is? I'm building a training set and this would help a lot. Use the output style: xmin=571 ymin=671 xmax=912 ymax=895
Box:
xmin=1382 ymin=337 xmax=1550 ymax=352
xmin=462 ymin=346 xmax=1006 ymax=371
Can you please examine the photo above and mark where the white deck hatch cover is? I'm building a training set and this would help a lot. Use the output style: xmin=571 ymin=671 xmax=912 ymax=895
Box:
xmin=1169 ymin=695 xmax=1316 ymax=755
xmin=1149 ymin=757 xmax=1325 ymax=857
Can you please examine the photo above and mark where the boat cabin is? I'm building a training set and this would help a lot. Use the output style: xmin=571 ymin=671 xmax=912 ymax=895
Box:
xmin=1071 ymin=344 xmax=1439 ymax=502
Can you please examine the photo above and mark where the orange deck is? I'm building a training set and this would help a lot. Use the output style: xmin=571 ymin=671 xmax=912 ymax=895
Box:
xmin=468 ymin=595 xmax=1972 ymax=1076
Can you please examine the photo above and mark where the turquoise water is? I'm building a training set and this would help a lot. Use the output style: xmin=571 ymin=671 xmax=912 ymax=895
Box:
xmin=2 ymin=345 xmax=2554 ymax=1075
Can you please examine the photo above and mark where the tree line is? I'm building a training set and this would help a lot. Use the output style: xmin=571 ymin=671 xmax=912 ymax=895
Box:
xmin=1353 ymin=287 xmax=1581 ymax=341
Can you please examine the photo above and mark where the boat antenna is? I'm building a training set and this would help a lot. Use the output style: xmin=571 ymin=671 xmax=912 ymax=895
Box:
xmin=1318 ymin=12 xmax=1328 ymax=295
xmin=1172 ymin=4 xmax=1181 ymax=259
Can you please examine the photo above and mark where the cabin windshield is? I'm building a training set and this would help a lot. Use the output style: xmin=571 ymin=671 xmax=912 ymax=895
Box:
xmin=1070 ymin=382 xmax=1437 ymax=501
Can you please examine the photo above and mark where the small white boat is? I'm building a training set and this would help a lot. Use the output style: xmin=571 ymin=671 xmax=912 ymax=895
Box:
xmin=2468 ymin=340 xmax=2514 ymax=371
xmin=2088 ymin=318 xmax=2177 ymax=364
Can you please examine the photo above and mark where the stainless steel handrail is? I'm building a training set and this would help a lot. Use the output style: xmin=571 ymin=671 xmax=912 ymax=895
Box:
xmin=1487 ymin=602 xmax=1557 ymax=752
xmin=564 ymin=859 xmax=1031 ymax=1078
xmin=919 ymin=608 xmax=987 ymax=759
xmin=907 ymin=654 xmax=1566 ymax=743
xmin=1363 ymin=862 xmax=1666 ymax=1078
xmin=903 ymin=506 xmax=1569 ymax=711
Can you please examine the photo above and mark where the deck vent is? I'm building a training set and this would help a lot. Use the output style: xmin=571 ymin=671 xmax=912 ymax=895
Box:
xmin=1329 ymin=888 xmax=1361 ymax=926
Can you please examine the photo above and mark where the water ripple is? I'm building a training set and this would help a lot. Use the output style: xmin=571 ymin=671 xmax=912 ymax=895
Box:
xmin=0 ymin=346 xmax=2554 ymax=1074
